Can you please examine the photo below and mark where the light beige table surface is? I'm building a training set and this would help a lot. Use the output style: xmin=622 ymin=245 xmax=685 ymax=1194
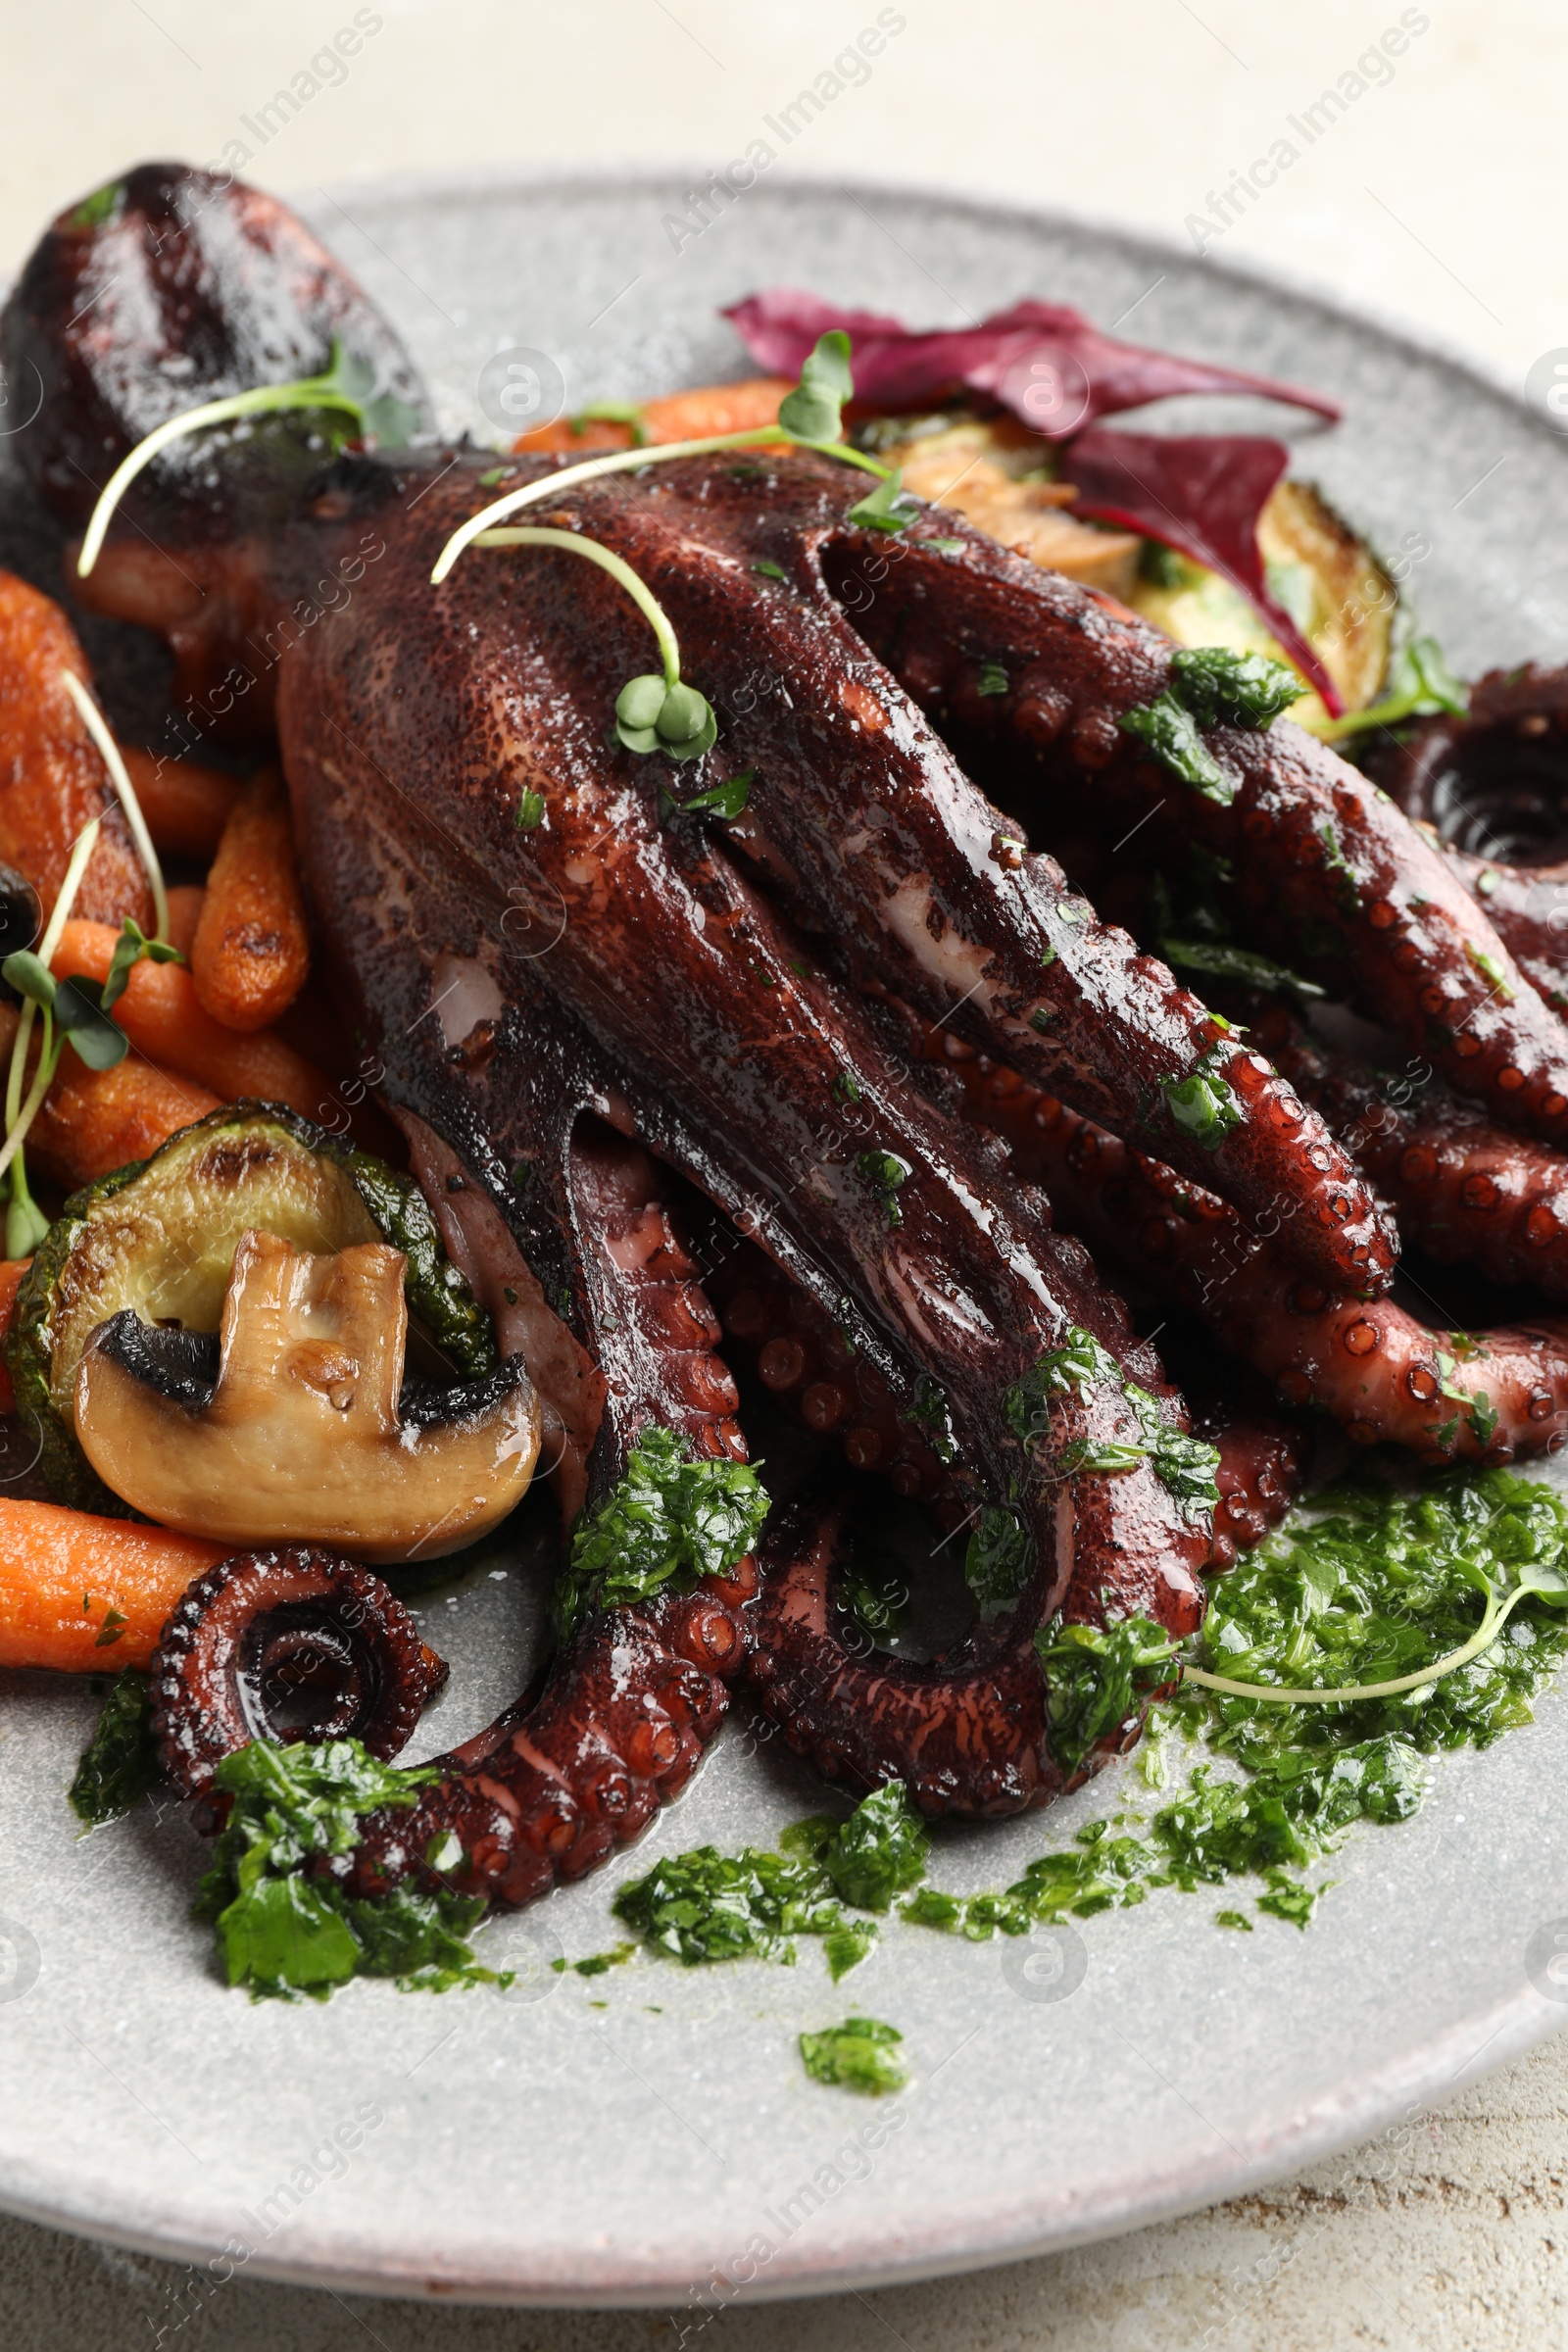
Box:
xmin=2 ymin=5 xmax=1566 ymax=2346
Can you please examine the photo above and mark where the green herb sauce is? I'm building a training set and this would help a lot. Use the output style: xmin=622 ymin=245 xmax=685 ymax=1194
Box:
xmin=70 ymin=1670 xmax=160 ymax=1827
xmin=196 ymin=1739 xmax=507 ymax=2001
xmin=799 ymin=2016 xmax=906 ymax=2095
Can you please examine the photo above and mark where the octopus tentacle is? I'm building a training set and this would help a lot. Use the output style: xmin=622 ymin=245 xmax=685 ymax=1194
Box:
xmin=347 ymin=1116 xmax=758 ymax=1905
xmin=150 ymin=1547 xmax=448 ymax=1803
xmin=1244 ymin=1003 xmax=1568 ymax=1301
xmin=925 ymin=1032 xmax=1568 ymax=1466
xmin=480 ymin=456 xmax=1395 ymax=1300
xmin=832 ymin=527 xmax=1568 ymax=1151
xmin=748 ymin=1497 xmax=1064 ymax=1816
xmin=1375 ymin=665 xmax=1568 ymax=1009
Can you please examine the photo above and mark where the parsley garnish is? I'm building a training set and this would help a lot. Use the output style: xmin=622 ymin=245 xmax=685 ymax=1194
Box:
xmin=70 ymin=1670 xmax=160 ymax=1827
xmin=964 ymin=1502 xmax=1034 ymax=1614
xmin=846 ymin=469 xmax=920 ymax=532
xmin=977 ymin=660 xmax=1010 ymax=697
xmin=1118 ymin=690 xmax=1234 ymax=803
xmin=799 ymin=2017 xmax=906 ymax=2096
xmin=1466 ymin=942 xmax=1514 ymax=1001
xmin=514 ymin=789 xmax=546 ymax=830
xmin=1319 ymin=634 xmax=1467 ymax=743
xmin=554 ymin=1425 xmax=769 ymax=1644
xmin=857 ymin=1149 xmax=912 ymax=1229
xmin=195 ymin=1739 xmax=508 ymax=2000
xmin=1168 ymin=645 xmax=1300 ymax=729
xmin=1158 ymin=1044 xmax=1243 ymax=1151
xmin=1035 ymin=1615 xmax=1177 ymax=1775
xmin=1159 ymin=937 xmax=1324 ymax=1001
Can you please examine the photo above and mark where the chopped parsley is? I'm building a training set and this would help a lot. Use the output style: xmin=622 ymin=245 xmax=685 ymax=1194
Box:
xmin=1119 ymin=691 xmax=1234 ymax=804
xmin=964 ymin=1502 xmax=1034 ymax=1614
xmin=514 ymin=789 xmax=546 ymax=830
xmin=846 ymin=469 xmax=920 ymax=531
xmin=1004 ymin=1328 xmax=1218 ymax=1513
xmin=1004 ymin=1326 xmax=1123 ymax=1447
xmin=841 ymin=1552 xmax=910 ymax=1641
xmin=554 ymin=1425 xmax=769 ymax=1644
xmin=1159 ymin=1044 xmax=1243 ymax=1151
xmin=195 ymin=1739 xmax=508 ymax=2001
xmin=70 ymin=1670 xmax=161 ymax=1827
xmin=857 ymin=1150 xmax=912 ymax=1230
xmin=752 ymin=559 xmax=787 ymax=581
xmin=1159 ymin=937 xmax=1324 ymax=1001
xmin=906 ymin=1375 xmax=957 ymax=1463
xmin=785 ymin=1783 xmax=929 ymax=1911
xmin=799 ymin=2016 xmax=906 ymax=2095
xmin=1168 ymin=646 xmax=1300 ymax=730
xmin=1319 ymin=634 xmax=1467 ymax=744
xmin=1466 ymin=942 xmax=1515 ymax=1001
xmin=977 ymin=661 xmax=1010 ymax=697
xmin=612 ymin=1782 xmax=928 ymax=1969
xmin=677 ymin=767 xmax=754 ymax=821
xmin=1035 ymin=1616 xmax=1177 ymax=1776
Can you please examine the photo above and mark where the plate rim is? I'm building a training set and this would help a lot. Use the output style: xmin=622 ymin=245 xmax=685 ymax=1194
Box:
xmin=3 ymin=159 xmax=1564 ymax=2310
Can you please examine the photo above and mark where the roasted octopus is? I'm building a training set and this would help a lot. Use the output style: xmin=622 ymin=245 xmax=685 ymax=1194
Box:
xmin=8 ymin=163 xmax=1568 ymax=1913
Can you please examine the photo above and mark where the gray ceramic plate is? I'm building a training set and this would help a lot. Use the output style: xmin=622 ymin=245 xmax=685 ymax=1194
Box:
xmin=3 ymin=169 xmax=1568 ymax=2312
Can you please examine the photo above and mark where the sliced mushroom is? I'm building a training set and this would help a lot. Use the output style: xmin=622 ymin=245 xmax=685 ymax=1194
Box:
xmin=74 ymin=1228 xmax=540 ymax=1562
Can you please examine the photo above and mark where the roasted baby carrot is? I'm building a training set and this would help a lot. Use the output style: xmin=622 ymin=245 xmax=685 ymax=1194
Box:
xmin=0 ymin=569 xmax=152 ymax=927
xmin=50 ymin=918 xmax=334 ymax=1122
xmin=115 ymin=746 xmax=243 ymax=860
xmin=512 ymin=376 xmax=793 ymax=455
xmin=190 ymin=764 xmax=310 ymax=1031
xmin=0 ymin=1258 xmax=29 ymax=1413
xmin=162 ymin=883 xmax=206 ymax=959
xmin=0 ymin=1497 xmax=227 ymax=1672
xmin=28 ymin=1056 xmax=221 ymax=1188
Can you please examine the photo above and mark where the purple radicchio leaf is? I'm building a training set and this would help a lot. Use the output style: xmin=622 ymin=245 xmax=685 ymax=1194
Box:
xmin=721 ymin=289 xmax=1342 ymax=439
xmin=1058 ymin=427 xmax=1343 ymax=714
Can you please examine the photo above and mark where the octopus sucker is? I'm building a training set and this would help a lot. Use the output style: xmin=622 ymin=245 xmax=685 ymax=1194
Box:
xmin=7 ymin=161 xmax=1557 ymax=1892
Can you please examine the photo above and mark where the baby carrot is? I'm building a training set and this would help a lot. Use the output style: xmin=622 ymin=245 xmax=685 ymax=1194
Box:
xmin=0 ymin=569 xmax=152 ymax=927
xmin=0 ymin=1497 xmax=227 ymax=1672
xmin=50 ymin=918 xmax=335 ymax=1122
xmin=190 ymin=765 xmax=310 ymax=1031
xmin=163 ymin=883 xmax=206 ymax=959
xmin=115 ymin=747 xmax=243 ymax=860
xmin=512 ymin=376 xmax=793 ymax=455
xmin=29 ymin=1056 xmax=221 ymax=1189
xmin=0 ymin=1257 xmax=29 ymax=1413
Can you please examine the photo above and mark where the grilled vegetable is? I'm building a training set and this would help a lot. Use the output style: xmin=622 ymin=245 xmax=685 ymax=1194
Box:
xmin=74 ymin=1230 xmax=539 ymax=1563
xmin=6 ymin=1102 xmax=497 ymax=1508
xmin=858 ymin=414 xmax=1395 ymax=728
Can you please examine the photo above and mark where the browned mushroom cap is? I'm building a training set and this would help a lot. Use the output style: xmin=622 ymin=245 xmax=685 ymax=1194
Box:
xmin=74 ymin=1229 xmax=541 ymax=1563
xmin=150 ymin=1545 xmax=448 ymax=1801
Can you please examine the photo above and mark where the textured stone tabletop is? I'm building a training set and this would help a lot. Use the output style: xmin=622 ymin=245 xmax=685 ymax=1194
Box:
xmin=2 ymin=4 xmax=1566 ymax=2346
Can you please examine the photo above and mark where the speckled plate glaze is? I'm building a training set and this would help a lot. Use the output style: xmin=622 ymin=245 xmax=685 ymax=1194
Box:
xmin=3 ymin=169 xmax=1568 ymax=2312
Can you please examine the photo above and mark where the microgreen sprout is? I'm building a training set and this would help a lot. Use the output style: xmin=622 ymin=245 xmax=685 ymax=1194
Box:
xmin=427 ymin=331 xmax=898 ymax=588
xmin=1317 ymin=634 xmax=1468 ymax=743
xmin=60 ymin=670 xmax=169 ymax=942
xmin=475 ymin=525 xmax=717 ymax=760
xmin=1182 ymin=1555 xmax=1568 ymax=1705
xmin=76 ymin=340 xmax=418 ymax=579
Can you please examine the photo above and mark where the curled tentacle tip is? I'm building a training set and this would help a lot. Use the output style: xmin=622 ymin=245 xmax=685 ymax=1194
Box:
xmin=149 ymin=1545 xmax=443 ymax=1803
